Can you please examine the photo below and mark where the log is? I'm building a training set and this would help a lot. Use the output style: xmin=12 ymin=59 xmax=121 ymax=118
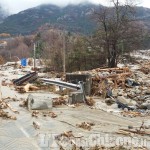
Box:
xmin=94 ymin=67 xmax=130 ymax=72
xmin=119 ymin=129 xmax=150 ymax=136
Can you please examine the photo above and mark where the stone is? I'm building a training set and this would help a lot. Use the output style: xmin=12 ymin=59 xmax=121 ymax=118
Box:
xmin=127 ymin=92 xmax=136 ymax=99
xmin=142 ymin=87 xmax=148 ymax=90
xmin=123 ymin=93 xmax=127 ymax=97
xmin=146 ymin=100 xmax=150 ymax=103
xmin=117 ymin=96 xmax=130 ymax=105
xmin=107 ymin=79 xmax=113 ymax=85
xmin=144 ymin=125 xmax=150 ymax=129
xmin=133 ymin=97 xmax=138 ymax=101
xmin=112 ymin=89 xmax=118 ymax=97
xmin=106 ymin=88 xmax=113 ymax=97
xmin=145 ymin=89 xmax=150 ymax=95
xmin=135 ymin=89 xmax=141 ymax=94
xmin=109 ymin=103 xmax=118 ymax=109
xmin=124 ymin=108 xmax=128 ymax=112
xmin=105 ymin=98 xmax=115 ymax=106
xmin=128 ymin=100 xmax=137 ymax=106
xmin=125 ymin=78 xmax=140 ymax=86
xmin=118 ymin=92 xmax=123 ymax=96
xmin=128 ymin=125 xmax=133 ymax=129
xmin=137 ymin=96 xmax=146 ymax=101
xmin=147 ymin=104 xmax=150 ymax=110
xmin=141 ymin=102 xmax=150 ymax=110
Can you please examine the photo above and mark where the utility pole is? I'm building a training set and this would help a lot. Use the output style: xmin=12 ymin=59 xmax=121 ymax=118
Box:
xmin=63 ymin=33 xmax=66 ymax=74
xmin=33 ymin=43 xmax=36 ymax=70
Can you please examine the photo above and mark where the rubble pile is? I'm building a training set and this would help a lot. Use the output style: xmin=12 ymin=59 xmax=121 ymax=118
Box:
xmin=89 ymin=146 xmax=147 ymax=150
xmin=55 ymin=130 xmax=148 ymax=150
xmin=76 ymin=122 xmax=95 ymax=130
xmin=19 ymin=99 xmax=27 ymax=107
xmin=0 ymin=110 xmax=16 ymax=120
xmin=0 ymin=51 xmax=149 ymax=149
xmin=85 ymin=96 xmax=95 ymax=106
xmin=71 ymin=51 xmax=150 ymax=116
xmin=52 ymin=96 xmax=68 ymax=106
xmin=117 ymin=121 xmax=150 ymax=136
xmin=31 ymin=110 xmax=57 ymax=118
xmin=90 ymin=67 xmax=131 ymax=96
xmin=1 ymin=80 xmax=13 ymax=87
xmin=140 ymin=62 xmax=150 ymax=74
xmin=0 ymin=99 xmax=18 ymax=120
xmin=55 ymin=131 xmax=84 ymax=149
xmin=15 ymin=83 xmax=40 ymax=93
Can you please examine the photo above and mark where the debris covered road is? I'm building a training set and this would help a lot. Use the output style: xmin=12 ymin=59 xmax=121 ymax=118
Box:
xmin=0 ymin=50 xmax=150 ymax=150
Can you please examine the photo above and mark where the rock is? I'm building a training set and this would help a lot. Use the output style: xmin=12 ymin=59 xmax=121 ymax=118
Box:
xmin=128 ymin=125 xmax=133 ymax=129
xmin=128 ymin=100 xmax=137 ymax=106
xmin=138 ymin=105 xmax=147 ymax=109
xmin=137 ymin=96 xmax=146 ymax=101
xmin=105 ymin=98 xmax=115 ymax=105
xmin=135 ymin=89 xmax=141 ymax=94
xmin=127 ymin=93 xmax=136 ymax=99
xmin=146 ymin=100 xmax=150 ymax=103
xmin=109 ymin=103 xmax=118 ymax=109
xmin=144 ymin=125 xmax=150 ymax=129
xmin=106 ymin=88 xmax=112 ymax=97
xmin=147 ymin=104 xmax=150 ymax=110
xmin=141 ymin=102 xmax=150 ymax=110
xmin=124 ymin=108 xmax=128 ymax=112
xmin=100 ymin=71 xmax=110 ymax=77
xmin=125 ymin=78 xmax=140 ymax=86
xmin=95 ymin=102 xmax=108 ymax=111
xmin=129 ymin=89 xmax=136 ymax=94
xmin=117 ymin=96 xmax=130 ymax=105
xmin=141 ymin=87 xmax=148 ymax=90
xmin=145 ymin=89 xmax=150 ymax=95
xmin=107 ymin=79 xmax=113 ymax=85
xmin=112 ymin=89 xmax=118 ymax=97
xmin=133 ymin=97 xmax=138 ymax=101
xmin=123 ymin=93 xmax=127 ymax=97
xmin=118 ymin=92 xmax=123 ymax=96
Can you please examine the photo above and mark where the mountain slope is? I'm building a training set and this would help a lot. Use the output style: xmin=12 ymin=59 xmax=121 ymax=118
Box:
xmin=0 ymin=3 xmax=98 ymax=35
xmin=0 ymin=4 xmax=150 ymax=35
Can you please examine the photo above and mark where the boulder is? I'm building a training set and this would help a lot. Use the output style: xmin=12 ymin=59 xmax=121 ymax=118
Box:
xmin=147 ymin=104 xmax=150 ymax=110
xmin=145 ymin=89 xmax=150 ymax=95
xmin=112 ymin=89 xmax=118 ymax=97
xmin=128 ymin=100 xmax=137 ymax=106
xmin=105 ymin=98 xmax=115 ymax=105
xmin=117 ymin=96 xmax=130 ymax=105
xmin=135 ymin=89 xmax=141 ymax=94
xmin=117 ymin=95 xmax=137 ymax=107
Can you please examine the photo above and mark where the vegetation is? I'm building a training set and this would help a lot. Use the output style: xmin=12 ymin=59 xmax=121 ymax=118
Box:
xmin=67 ymin=36 xmax=106 ymax=71
xmin=0 ymin=2 xmax=150 ymax=70
xmin=92 ymin=0 xmax=144 ymax=68
xmin=0 ymin=3 xmax=150 ymax=36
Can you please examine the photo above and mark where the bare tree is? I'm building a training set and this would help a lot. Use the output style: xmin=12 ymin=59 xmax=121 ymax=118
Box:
xmin=93 ymin=0 xmax=143 ymax=67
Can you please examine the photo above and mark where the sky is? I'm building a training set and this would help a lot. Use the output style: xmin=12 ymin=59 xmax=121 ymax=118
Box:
xmin=0 ymin=0 xmax=150 ymax=14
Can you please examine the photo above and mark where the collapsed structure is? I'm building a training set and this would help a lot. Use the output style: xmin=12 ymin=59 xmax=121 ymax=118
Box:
xmin=0 ymin=50 xmax=149 ymax=149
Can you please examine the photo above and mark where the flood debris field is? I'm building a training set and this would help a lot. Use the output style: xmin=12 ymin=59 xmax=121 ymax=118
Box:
xmin=0 ymin=50 xmax=150 ymax=150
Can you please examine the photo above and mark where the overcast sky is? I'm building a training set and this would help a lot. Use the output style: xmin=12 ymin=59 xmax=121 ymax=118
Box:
xmin=0 ymin=0 xmax=150 ymax=14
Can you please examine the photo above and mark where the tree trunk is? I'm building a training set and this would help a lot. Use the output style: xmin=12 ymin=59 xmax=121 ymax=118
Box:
xmin=108 ymin=56 xmax=117 ymax=68
xmin=108 ymin=46 xmax=117 ymax=68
